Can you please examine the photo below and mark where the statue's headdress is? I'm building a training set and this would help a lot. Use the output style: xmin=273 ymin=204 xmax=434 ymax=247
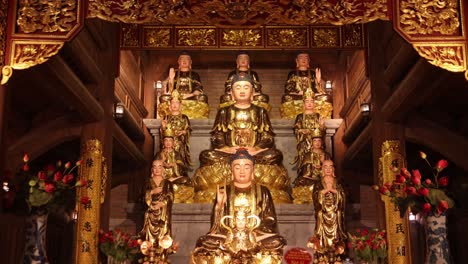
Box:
xmin=162 ymin=126 xmax=175 ymax=138
xmin=230 ymin=148 xmax=255 ymax=164
xmin=231 ymin=72 xmax=254 ymax=86
xmin=304 ymin=87 xmax=315 ymax=100
xmin=311 ymin=127 xmax=323 ymax=139
xmin=170 ymin=89 xmax=182 ymax=102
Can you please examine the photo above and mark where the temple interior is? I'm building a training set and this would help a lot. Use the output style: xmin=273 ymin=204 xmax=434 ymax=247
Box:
xmin=1 ymin=2 xmax=468 ymax=264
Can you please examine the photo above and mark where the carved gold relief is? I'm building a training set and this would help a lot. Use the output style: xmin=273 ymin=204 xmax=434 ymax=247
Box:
xmin=87 ymin=0 xmax=183 ymax=24
xmin=142 ymin=27 xmax=171 ymax=48
xmin=221 ymin=29 xmax=262 ymax=47
xmin=311 ymin=27 xmax=340 ymax=47
xmin=75 ymin=140 xmax=105 ymax=264
xmin=10 ymin=41 xmax=63 ymax=70
xmin=120 ymin=23 xmax=139 ymax=47
xmin=414 ymin=44 xmax=466 ymax=72
xmin=379 ymin=140 xmax=412 ymax=264
xmin=343 ymin=24 xmax=363 ymax=47
xmin=0 ymin=0 xmax=7 ymax=69
xmin=176 ymin=28 xmax=216 ymax=47
xmin=16 ymin=0 xmax=79 ymax=35
xmin=398 ymin=0 xmax=460 ymax=37
xmin=266 ymin=27 xmax=308 ymax=47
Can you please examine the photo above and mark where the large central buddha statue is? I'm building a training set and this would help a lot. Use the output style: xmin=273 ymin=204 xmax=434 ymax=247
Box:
xmin=193 ymin=73 xmax=291 ymax=203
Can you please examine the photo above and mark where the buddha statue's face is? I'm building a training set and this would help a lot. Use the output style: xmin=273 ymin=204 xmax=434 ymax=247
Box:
xmin=235 ymin=213 xmax=247 ymax=230
xmin=304 ymin=98 xmax=315 ymax=111
xmin=151 ymin=160 xmax=164 ymax=177
xmin=236 ymin=54 xmax=250 ymax=69
xmin=178 ymin=55 xmax=191 ymax=71
xmin=163 ymin=137 xmax=174 ymax=149
xmin=232 ymin=158 xmax=253 ymax=186
xmin=170 ymin=99 xmax=181 ymax=113
xmin=322 ymin=160 xmax=335 ymax=178
xmin=232 ymin=81 xmax=253 ymax=103
xmin=296 ymin=53 xmax=310 ymax=70
xmin=312 ymin=138 xmax=322 ymax=149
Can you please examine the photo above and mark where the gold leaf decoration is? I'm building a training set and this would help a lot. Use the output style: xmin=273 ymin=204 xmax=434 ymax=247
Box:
xmin=143 ymin=27 xmax=171 ymax=48
xmin=120 ymin=23 xmax=139 ymax=47
xmin=399 ymin=0 xmax=460 ymax=36
xmin=176 ymin=28 xmax=216 ymax=47
xmin=266 ymin=28 xmax=308 ymax=47
xmin=10 ymin=41 xmax=63 ymax=70
xmin=0 ymin=0 xmax=8 ymax=68
xmin=311 ymin=27 xmax=340 ymax=47
xmin=343 ymin=24 xmax=363 ymax=47
xmin=17 ymin=0 xmax=78 ymax=34
xmin=414 ymin=44 xmax=466 ymax=72
xmin=221 ymin=29 xmax=262 ymax=47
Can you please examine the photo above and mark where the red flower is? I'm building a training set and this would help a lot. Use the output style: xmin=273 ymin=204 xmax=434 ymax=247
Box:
xmin=371 ymin=185 xmax=379 ymax=191
xmin=379 ymin=186 xmax=389 ymax=195
xmin=44 ymin=183 xmax=56 ymax=193
xmin=45 ymin=164 xmax=55 ymax=172
xmin=80 ymin=196 xmax=90 ymax=205
xmin=411 ymin=177 xmax=421 ymax=186
xmin=76 ymin=160 xmax=82 ymax=166
xmin=53 ymin=171 xmax=63 ymax=181
xmin=37 ymin=171 xmax=47 ymax=180
xmin=422 ymin=203 xmax=432 ymax=214
xmin=437 ymin=200 xmax=449 ymax=214
xmin=419 ymin=151 xmax=427 ymax=159
xmin=438 ymin=176 xmax=449 ymax=187
xmin=412 ymin=169 xmax=422 ymax=180
xmin=64 ymin=162 xmax=71 ymax=169
xmin=417 ymin=187 xmax=429 ymax=197
xmin=23 ymin=164 xmax=29 ymax=172
xmin=75 ymin=180 xmax=87 ymax=187
xmin=401 ymin=168 xmax=411 ymax=178
xmin=425 ymin=179 xmax=432 ymax=185
xmin=404 ymin=186 xmax=417 ymax=195
xmin=394 ymin=175 xmax=406 ymax=184
xmin=62 ymin=174 xmax=74 ymax=184
xmin=436 ymin=160 xmax=448 ymax=171
xmin=23 ymin=153 xmax=30 ymax=163
xmin=361 ymin=228 xmax=369 ymax=236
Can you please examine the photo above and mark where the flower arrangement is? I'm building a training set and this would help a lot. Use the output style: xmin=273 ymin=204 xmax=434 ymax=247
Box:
xmin=372 ymin=151 xmax=455 ymax=217
xmin=1 ymin=154 xmax=88 ymax=213
xmin=98 ymin=229 xmax=140 ymax=261
xmin=348 ymin=228 xmax=387 ymax=263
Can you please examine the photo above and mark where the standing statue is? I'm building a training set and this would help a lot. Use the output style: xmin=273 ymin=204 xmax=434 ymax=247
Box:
xmin=280 ymin=52 xmax=332 ymax=119
xmin=158 ymin=51 xmax=209 ymax=119
xmin=155 ymin=127 xmax=194 ymax=203
xmin=307 ymin=160 xmax=346 ymax=263
xmin=292 ymin=89 xmax=329 ymax=204
xmin=191 ymin=149 xmax=287 ymax=264
xmin=161 ymin=90 xmax=192 ymax=165
xmin=220 ymin=52 xmax=270 ymax=110
xmin=139 ymin=160 xmax=175 ymax=263
xmin=194 ymin=73 xmax=290 ymax=203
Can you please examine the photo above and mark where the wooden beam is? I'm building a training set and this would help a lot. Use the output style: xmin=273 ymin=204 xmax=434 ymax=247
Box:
xmin=381 ymin=59 xmax=448 ymax=122
xmin=405 ymin=114 xmax=468 ymax=172
xmin=6 ymin=116 xmax=82 ymax=170
xmin=112 ymin=121 xmax=146 ymax=166
xmin=44 ymin=56 xmax=105 ymax=122
xmin=342 ymin=122 xmax=372 ymax=168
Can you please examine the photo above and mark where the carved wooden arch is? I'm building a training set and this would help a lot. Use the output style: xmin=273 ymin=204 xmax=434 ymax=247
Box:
xmin=1 ymin=0 xmax=467 ymax=85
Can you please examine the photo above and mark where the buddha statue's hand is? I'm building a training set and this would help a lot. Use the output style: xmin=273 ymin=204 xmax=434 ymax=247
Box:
xmin=245 ymin=147 xmax=267 ymax=156
xmin=315 ymin=67 xmax=321 ymax=83
xmin=169 ymin=68 xmax=175 ymax=81
xmin=161 ymin=120 xmax=167 ymax=128
xmin=217 ymin=147 xmax=238 ymax=154
xmin=299 ymin=128 xmax=310 ymax=134
xmin=216 ymin=185 xmax=227 ymax=208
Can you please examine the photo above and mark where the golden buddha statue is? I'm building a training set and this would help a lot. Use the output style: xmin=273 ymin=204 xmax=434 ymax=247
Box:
xmin=307 ymin=160 xmax=346 ymax=263
xmin=158 ymin=51 xmax=209 ymax=119
xmin=161 ymin=90 xmax=192 ymax=165
xmin=139 ymin=160 xmax=175 ymax=263
xmin=280 ymin=52 xmax=332 ymax=119
xmin=220 ymin=52 xmax=270 ymax=111
xmin=194 ymin=73 xmax=290 ymax=203
xmin=191 ymin=150 xmax=286 ymax=264
xmin=155 ymin=127 xmax=194 ymax=203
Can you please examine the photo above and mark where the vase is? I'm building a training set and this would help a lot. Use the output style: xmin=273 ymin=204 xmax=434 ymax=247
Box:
xmin=424 ymin=213 xmax=452 ymax=264
xmin=23 ymin=209 xmax=49 ymax=264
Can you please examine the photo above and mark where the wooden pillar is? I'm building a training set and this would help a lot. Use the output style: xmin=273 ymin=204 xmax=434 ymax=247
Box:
xmin=0 ymin=83 xmax=7 ymax=173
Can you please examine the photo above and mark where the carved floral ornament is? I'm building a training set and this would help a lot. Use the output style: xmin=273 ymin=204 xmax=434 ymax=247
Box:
xmin=0 ymin=0 xmax=467 ymax=85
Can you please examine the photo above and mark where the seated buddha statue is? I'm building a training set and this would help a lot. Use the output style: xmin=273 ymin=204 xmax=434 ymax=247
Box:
xmin=280 ymin=52 xmax=332 ymax=119
xmin=155 ymin=127 xmax=194 ymax=203
xmin=191 ymin=150 xmax=286 ymax=264
xmin=161 ymin=90 xmax=192 ymax=166
xmin=158 ymin=51 xmax=209 ymax=119
xmin=194 ymin=73 xmax=291 ymax=203
xmin=220 ymin=52 xmax=270 ymax=111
